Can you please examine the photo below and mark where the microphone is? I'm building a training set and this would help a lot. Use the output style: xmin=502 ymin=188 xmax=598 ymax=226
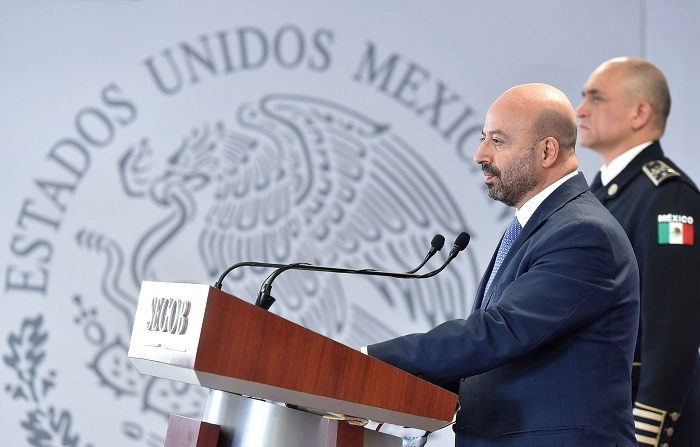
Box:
xmin=213 ymin=234 xmax=445 ymax=290
xmin=255 ymin=232 xmax=470 ymax=310
xmin=447 ymin=231 xmax=470 ymax=258
xmin=406 ymin=234 xmax=445 ymax=274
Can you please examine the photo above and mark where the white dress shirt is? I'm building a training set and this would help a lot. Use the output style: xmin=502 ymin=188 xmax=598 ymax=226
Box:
xmin=515 ymin=170 xmax=579 ymax=227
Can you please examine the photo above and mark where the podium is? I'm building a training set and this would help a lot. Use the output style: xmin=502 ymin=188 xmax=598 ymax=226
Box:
xmin=128 ymin=281 xmax=457 ymax=446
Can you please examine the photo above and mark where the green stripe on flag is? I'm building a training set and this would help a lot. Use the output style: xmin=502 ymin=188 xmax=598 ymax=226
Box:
xmin=658 ymin=222 xmax=670 ymax=244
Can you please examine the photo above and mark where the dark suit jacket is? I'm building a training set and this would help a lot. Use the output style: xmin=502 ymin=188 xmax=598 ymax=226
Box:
xmin=591 ymin=141 xmax=700 ymax=447
xmin=368 ymin=173 xmax=640 ymax=446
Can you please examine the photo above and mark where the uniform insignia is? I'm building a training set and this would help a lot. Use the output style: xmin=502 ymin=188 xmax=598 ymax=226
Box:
xmin=643 ymin=160 xmax=680 ymax=186
xmin=607 ymin=183 xmax=619 ymax=196
xmin=657 ymin=214 xmax=694 ymax=245
xmin=633 ymin=401 xmax=679 ymax=447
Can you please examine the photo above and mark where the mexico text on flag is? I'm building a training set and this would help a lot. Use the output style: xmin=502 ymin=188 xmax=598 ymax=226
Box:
xmin=657 ymin=214 xmax=694 ymax=245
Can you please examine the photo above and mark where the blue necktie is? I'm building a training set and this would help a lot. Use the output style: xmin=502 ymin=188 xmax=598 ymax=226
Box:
xmin=484 ymin=217 xmax=522 ymax=297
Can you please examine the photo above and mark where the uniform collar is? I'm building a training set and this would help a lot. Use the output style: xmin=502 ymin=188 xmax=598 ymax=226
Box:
xmin=592 ymin=141 xmax=664 ymax=202
xmin=600 ymin=141 xmax=653 ymax=186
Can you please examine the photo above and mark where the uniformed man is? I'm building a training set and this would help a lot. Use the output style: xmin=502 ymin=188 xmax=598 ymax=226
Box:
xmin=577 ymin=57 xmax=700 ymax=447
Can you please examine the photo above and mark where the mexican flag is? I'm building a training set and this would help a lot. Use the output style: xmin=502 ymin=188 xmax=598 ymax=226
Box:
xmin=658 ymin=221 xmax=694 ymax=245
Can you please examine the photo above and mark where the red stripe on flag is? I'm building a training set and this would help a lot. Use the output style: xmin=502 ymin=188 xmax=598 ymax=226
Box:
xmin=684 ymin=223 xmax=694 ymax=245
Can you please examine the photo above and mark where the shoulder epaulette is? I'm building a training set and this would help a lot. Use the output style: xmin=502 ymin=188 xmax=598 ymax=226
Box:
xmin=642 ymin=160 xmax=680 ymax=187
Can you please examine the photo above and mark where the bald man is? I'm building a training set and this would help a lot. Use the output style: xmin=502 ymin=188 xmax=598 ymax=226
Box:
xmin=367 ymin=84 xmax=639 ymax=446
xmin=578 ymin=57 xmax=700 ymax=447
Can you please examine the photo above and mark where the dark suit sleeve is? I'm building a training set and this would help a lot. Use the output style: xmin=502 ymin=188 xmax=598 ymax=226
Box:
xmin=368 ymin=216 xmax=635 ymax=388
xmin=632 ymin=180 xmax=700 ymax=446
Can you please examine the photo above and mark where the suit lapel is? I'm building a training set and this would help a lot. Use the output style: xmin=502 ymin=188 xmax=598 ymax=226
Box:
xmin=480 ymin=172 xmax=590 ymax=309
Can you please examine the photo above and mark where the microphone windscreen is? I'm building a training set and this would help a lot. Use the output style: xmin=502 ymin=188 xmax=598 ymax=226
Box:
xmin=453 ymin=232 xmax=471 ymax=251
xmin=431 ymin=234 xmax=446 ymax=251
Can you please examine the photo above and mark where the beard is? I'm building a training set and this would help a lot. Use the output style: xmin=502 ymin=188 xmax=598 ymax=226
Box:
xmin=483 ymin=147 xmax=538 ymax=207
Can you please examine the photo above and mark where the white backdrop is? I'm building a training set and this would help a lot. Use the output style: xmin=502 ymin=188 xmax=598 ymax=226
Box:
xmin=1 ymin=1 xmax=697 ymax=446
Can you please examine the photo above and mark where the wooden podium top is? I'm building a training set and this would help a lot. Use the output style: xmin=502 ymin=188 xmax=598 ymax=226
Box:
xmin=128 ymin=281 xmax=457 ymax=431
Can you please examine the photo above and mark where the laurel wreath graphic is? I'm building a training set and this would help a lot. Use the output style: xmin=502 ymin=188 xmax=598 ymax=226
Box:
xmin=3 ymin=315 xmax=94 ymax=447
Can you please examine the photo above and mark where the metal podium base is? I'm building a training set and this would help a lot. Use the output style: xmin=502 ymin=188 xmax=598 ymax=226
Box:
xmin=201 ymin=390 xmax=401 ymax=447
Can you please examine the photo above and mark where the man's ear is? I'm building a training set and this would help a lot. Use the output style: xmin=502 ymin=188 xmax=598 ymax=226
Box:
xmin=541 ymin=136 xmax=559 ymax=168
xmin=631 ymin=101 xmax=653 ymax=131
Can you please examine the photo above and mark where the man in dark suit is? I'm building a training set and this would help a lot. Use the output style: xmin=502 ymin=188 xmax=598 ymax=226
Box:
xmin=577 ymin=57 xmax=700 ymax=447
xmin=366 ymin=83 xmax=640 ymax=446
